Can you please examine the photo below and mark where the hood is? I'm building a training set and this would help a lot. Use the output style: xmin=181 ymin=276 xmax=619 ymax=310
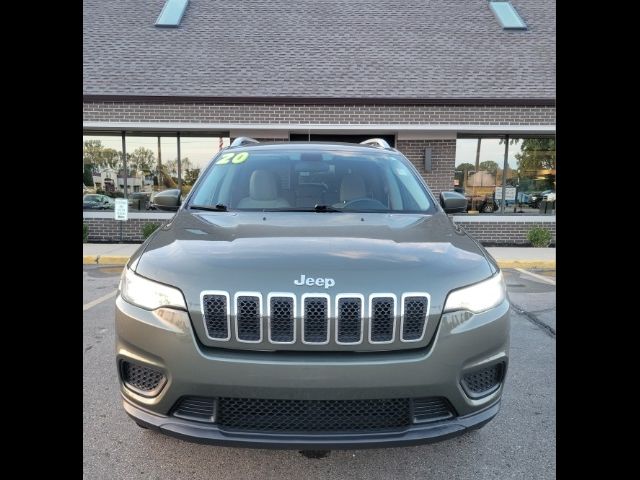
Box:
xmin=135 ymin=210 xmax=495 ymax=315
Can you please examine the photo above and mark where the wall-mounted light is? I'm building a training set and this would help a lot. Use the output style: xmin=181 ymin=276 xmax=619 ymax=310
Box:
xmin=424 ymin=148 xmax=432 ymax=173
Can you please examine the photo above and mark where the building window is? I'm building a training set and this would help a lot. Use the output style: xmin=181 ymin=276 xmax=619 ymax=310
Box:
xmin=155 ymin=0 xmax=189 ymax=27
xmin=454 ymin=138 xmax=505 ymax=214
xmin=454 ymin=136 xmax=555 ymax=215
xmin=83 ymin=134 xmax=122 ymax=210
xmin=124 ymin=135 xmax=180 ymax=211
xmin=489 ymin=1 xmax=527 ymax=30
xmin=506 ymin=138 xmax=556 ymax=214
xmin=83 ymin=132 xmax=228 ymax=213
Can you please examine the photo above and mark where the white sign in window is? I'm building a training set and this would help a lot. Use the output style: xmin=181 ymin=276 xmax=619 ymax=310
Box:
xmin=114 ymin=198 xmax=128 ymax=221
xmin=495 ymin=187 xmax=516 ymax=201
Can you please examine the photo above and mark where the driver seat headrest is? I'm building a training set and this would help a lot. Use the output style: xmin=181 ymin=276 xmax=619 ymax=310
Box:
xmin=340 ymin=174 xmax=366 ymax=202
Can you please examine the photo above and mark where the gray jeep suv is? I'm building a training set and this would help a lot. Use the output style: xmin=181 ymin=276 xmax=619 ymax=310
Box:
xmin=116 ymin=138 xmax=509 ymax=449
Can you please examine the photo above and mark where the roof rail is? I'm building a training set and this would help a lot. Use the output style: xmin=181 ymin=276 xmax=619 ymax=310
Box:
xmin=360 ymin=138 xmax=392 ymax=149
xmin=230 ymin=137 xmax=259 ymax=148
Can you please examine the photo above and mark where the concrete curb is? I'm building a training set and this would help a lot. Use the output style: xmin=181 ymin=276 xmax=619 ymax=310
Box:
xmin=496 ymin=260 xmax=555 ymax=269
xmin=83 ymin=255 xmax=129 ymax=265
xmin=83 ymin=255 xmax=555 ymax=269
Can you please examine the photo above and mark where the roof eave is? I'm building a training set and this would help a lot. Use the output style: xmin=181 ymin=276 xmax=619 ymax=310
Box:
xmin=83 ymin=95 xmax=555 ymax=106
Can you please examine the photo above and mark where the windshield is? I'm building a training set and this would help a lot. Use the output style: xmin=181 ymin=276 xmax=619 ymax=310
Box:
xmin=84 ymin=195 xmax=101 ymax=202
xmin=189 ymin=147 xmax=436 ymax=213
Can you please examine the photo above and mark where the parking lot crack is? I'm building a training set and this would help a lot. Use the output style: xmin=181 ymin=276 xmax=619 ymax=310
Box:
xmin=510 ymin=305 xmax=556 ymax=338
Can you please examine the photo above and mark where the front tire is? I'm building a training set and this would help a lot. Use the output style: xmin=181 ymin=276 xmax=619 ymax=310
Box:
xmin=134 ymin=420 xmax=149 ymax=429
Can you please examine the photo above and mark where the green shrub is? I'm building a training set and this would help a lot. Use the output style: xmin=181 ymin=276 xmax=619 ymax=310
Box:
xmin=527 ymin=227 xmax=552 ymax=247
xmin=142 ymin=222 xmax=161 ymax=239
xmin=83 ymin=223 xmax=88 ymax=243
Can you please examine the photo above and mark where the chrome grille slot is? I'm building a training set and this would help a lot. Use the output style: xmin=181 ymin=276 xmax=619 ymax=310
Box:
xmin=268 ymin=295 xmax=295 ymax=343
xmin=235 ymin=294 xmax=262 ymax=342
xmin=369 ymin=295 xmax=396 ymax=343
xmin=202 ymin=293 xmax=229 ymax=340
xmin=402 ymin=294 xmax=429 ymax=342
xmin=302 ymin=295 xmax=329 ymax=344
xmin=336 ymin=295 xmax=363 ymax=344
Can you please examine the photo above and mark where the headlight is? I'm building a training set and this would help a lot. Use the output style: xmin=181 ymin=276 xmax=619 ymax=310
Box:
xmin=444 ymin=272 xmax=506 ymax=314
xmin=120 ymin=268 xmax=186 ymax=311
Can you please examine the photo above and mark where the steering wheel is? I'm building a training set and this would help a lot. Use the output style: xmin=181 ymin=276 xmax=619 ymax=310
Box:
xmin=341 ymin=198 xmax=388 ymax=210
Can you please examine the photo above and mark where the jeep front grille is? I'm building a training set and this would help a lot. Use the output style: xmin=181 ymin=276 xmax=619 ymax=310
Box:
xmin=200 ymin=291 xmax=430 ymax=349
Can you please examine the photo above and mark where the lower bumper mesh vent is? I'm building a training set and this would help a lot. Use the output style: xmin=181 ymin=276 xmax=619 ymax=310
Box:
xmin=217 ymin=397 xmax=410 ymax=432
xmin=461 ymin=362 xmax=505 ymax=398
xmin=170 ymin=396 xmax=456 ymax=433
xmin=173 ymin=397 xmax=216 ymax=422
xmin=121 ymin=361 xmax=166 ymax=396
xmin=412 ymin=397 xmax=455 ymax=423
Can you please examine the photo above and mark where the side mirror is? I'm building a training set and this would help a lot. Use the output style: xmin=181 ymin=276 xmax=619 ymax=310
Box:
xmin=440 ymin=191 xmax=467 ymax=214
xmin=153 ymin=189 xmax=181 ymax=211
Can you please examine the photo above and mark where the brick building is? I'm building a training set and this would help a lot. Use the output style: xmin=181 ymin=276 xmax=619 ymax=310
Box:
xmin=83 ymin=0 xmax=555 ymax=244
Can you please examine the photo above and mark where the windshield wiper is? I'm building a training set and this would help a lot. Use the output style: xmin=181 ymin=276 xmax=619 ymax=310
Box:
xmin=313 ymin=204 xmax=342 ymax=212
xmin=189 ymin=203 xmax=229 ymax=212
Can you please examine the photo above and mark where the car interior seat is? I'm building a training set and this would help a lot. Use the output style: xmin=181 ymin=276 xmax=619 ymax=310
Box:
xmin=237 ymin=170 xmax=291 ymax=209
xmin=334 ymin=173 xmax=367 ymax=206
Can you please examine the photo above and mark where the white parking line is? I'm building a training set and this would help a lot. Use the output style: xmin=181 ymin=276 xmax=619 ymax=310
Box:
xmin=515 ymin=268 xmax=556 ymax=286
xmin=83 ymin=290 xmax=118 ymax=311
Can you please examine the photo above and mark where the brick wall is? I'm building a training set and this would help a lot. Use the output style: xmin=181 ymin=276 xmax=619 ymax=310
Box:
xmin=396 ymin=139 xmax=455 ymax=197
xmin=84 ymin=215 xmax=555 ymax=246
xmin=84 ymin=217 xmax=168 ymax=242
xmin=83 ymin=102 xmax=555 ymax=126
xmin=453 ymin=219 xmax=556 ymax=246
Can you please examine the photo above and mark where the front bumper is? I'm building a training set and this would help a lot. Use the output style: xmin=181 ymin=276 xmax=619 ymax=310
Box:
xmin=124 ymin=395 xmax=500 ymax=449
xmin=115 ymin=296 xmax=509 ymax=448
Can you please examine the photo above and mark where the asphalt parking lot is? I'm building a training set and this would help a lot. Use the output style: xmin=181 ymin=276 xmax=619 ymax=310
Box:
xmin=83 ymin=266 xmax=555 ymax=480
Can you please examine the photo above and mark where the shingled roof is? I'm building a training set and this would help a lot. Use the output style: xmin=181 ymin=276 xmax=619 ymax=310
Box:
xmin=83 ymin=0 xmax=555 ymax=100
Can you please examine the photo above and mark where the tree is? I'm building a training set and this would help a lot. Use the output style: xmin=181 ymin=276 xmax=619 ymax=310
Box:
xmin=165 ymin=159 xmax=178 ymax=177
xmin=184 ymin=168 xmax=200 ymax=186
xmin=479 ymin=161 xmax=498 ymax=175
xmin=181 ymin=157 xmax=193 ymax=172
xmin=455 ymin=162 xmax=475 ymax=174
xmin=101 ymin=148 xmax=121 ymax=170
xmin=83 ymin=140 xmax=123 ymax=173
xmin=513 ymin=138 xmax=556 ymax=174
xmin=129 ymin=147 xmax=155 ymax=174
xmin=83 ymin=140 xmax=104 ymax=171
xmin=83 ymin=165 xmax=94 ymax=187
